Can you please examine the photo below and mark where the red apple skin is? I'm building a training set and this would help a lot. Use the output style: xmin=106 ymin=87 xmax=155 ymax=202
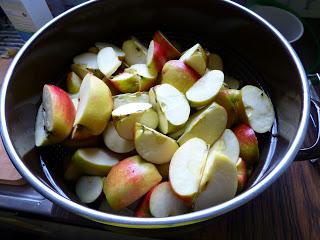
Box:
xmin=236 ymin=158 xmax=248 ymax=192
xmin=45 ymin=85 xmax=76 ymax=140
xmin=134 ymin=187 xmax=156 ymax=218
xmin=161 ymin=60 xmax=200 ymax=94
xmin=153 ymin=31 xmax=181 ymax=59
xmin=233 ymin=124 xmax=259 ymax=165
xmin=104 ymin=156 xmax=162 ymax=210
xmin=148 ymin=40 xmax=167 ymax=72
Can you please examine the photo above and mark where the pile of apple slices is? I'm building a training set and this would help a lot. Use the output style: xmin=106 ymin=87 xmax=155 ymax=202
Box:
xmin=34 ymin=31 xmax=275 ymax=218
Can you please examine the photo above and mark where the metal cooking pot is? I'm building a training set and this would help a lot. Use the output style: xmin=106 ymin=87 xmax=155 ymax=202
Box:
xmin=0 ymin=0 xmax=319 ymax=228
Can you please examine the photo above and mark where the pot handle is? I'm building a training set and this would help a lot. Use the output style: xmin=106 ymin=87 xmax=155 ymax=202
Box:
xmin=295 ymin=74 xmax=320 ymax=161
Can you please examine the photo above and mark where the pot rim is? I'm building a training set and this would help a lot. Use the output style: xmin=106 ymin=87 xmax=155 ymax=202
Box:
xmin=0 ymin=0 xmax=310 ymax=228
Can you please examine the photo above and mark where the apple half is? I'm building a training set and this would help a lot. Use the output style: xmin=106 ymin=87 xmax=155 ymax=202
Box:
xmin=103 ymin=121 xmax=135 ymax=153
xmin=74 ymin=74 xmax=113 ymax=136
xmin=112 ymin=102 xmax=158 ymax=140
xmin=103 ymin=155 xmax=162 ymax=210
xmin=149 ymin=84 xmax=190 ymax=134
xmin=122 ymin=38 xmax=147 ymax=66
xmin=177 ymin=102 xmax=227 ymax=145
xmin=125 ymin=64 xmax=157 ymax=91
xmin=97 ymin=47 xmax=122 ymax=77
xmin=161 ymin=60 xmax=199 ymax=94
xmin=134 ymin=123 xmax=179 ymax=164
xmin=153 ymin=31 xmax=181 ymax=59
xmin=113 ymin=92 xmax=149 ymax=109
xmin=75 ymin=176 xmax=103 ymax=203
xmin=169 ymin=138 xmax=209 ymax=203
xmin=180 ymin=43 xmax=207 ymax=76
xmin=186 ymin=70 xmax=224 ymax=107
xmin=35 ymin=85 xmax=76 ymax=146
xmin=150 ymin=182 xmax=187 ymax=217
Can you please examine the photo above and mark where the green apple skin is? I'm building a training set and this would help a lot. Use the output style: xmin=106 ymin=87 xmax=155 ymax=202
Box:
xmin=103 ymin=155 xmax=162 ymax=210
xmin=233 ymin=124 xmax=259 ymax=166
xmin=66 ymin=72 xmax=82 ymax=94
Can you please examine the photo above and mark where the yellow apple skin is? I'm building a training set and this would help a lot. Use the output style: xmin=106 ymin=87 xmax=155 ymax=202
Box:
xmin=66 ymin=72 xmax=82 ymax=94
xmin=74 ymin=74 xmax=113 ymax=136
xmin=104 ymin=155 xmax=162 ymax=210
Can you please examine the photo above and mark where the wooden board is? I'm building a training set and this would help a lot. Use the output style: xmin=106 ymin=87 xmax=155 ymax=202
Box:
xmin=0 ymin=59 xmax=25 ymax=185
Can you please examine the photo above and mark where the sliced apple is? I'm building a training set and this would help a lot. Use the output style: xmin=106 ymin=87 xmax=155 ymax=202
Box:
xmin=149 ymin=84 xmax=190 ymax=134
xmin=71 ymin=64 xmax=91 ymax=79
xmin=103 ymin=121 xmax=135 ymax=153
xmin=156 ymin=162 xmax=170 ymax=180
xmin=207 ymin=53 xmax=223 ymax=71
xmin=169 ymin=138 xmax=209 ymax=203
xmin=71 ymin=148 xmax=120 ymax=176
xmin=122 ymin=38 xmax=147 ymax=66
xmin=168 ymin=127 xmax=185 ymax=140
xmin=71 ymin=124 xmax=93 ymax=140
xmin=195 ymin=152 xmax=237 ymax=210
xmin=211 ymin=129 xmax=240 ymax=164
xmin=177 ymin=102 xmax=227 ymax=145
xmin=161 ymin=60 xmax=199 ymax=94
xmin=104 ymin=155 xmax=162 ymax=210
xmin=95 ymin=42 xmax=125 ymax=60
xmin=125 ymin=64 xmax=157 ymax=91
xmin=75 ymin=176 xmax=103 ymax=203
xmin=66 ymin=71 xmax=82 ymax=94
xmin=214 ymin=89 xmax=241 ymax=128
xmin=73 ymin=52 xmax=98 ymax=69
xmin=134 ymin=187 xmax=154 ymax=217
xmin=233 ymin=124 xmax=259 ymax=165
xmin=97 ymin=47 xmax=122 ymax=78
xmin=74 ymin=74 xmax=113 ymax=135
xmin=150 ymin=182 xmax=187 ymax=217
xmin=153 ymin=31 xmax=181 ymax=59
xmin=186 ymin=70 xmax=224 ymax=107
xmin=135 ymin=123 xmax=179 ymax=164
xmin=236 ymin=157 xmax=248 ymax=192
xmin=35 ymin=85 xmax=76 ymax=147
xmin=146 ymin=40 xmax=167 ymax=73
xmin=110 ymin=72 xmax=140 ymax=93
xmin=239 ymin=85 xmax=275 ymax=133
xmin=225 ymin=76 xmax=240 ymax=89
xmin=113 ymin=92 xmax=149 ymax=109
xmin=112 ymin=102 xmax=158 ymax=140
xmin=180 ymin=43 xmax=207 ymax=76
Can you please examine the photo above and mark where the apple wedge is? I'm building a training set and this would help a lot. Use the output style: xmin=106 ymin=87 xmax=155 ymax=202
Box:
xmin=73 ymin=52 xmax=98 ymax=69
xmin=112 ymin=102 xmax=158 ymax=140
xmin=97 ymin=47 xmax=122 ymax=77
xmin=186 ymin=70 xmax=224 ymax=107
xmin=207 ymin=53 xmax=223 ymax=71
xmin=177 ymin=102 xmax=227 ymax=145
xmin=95 ymin=42 xmax=125 ymax=60
xmin=75 ymin=176 xmax=103 ymax=203
xmin=161 ymin=60 xmax=199 ymax=94
xmin=35 ymin=85 xmax=76 ymax=147
xmin=239 ymin=85 xmax=275 ymax=133
xmin=194 ymin=152 xmax=237 ymax=210
xmin=134 ymin=187 xmax=155 ymax=217
xmin=211 ymin=129 xmax=240 ymax=164
xmin=153 ymin=31 xmax=181 ymax=59
xmin=122 ymin=38 xmax=147 ymax=66
xmin=236 ymin=157 xmax=248 ymax=192
xmin=66 ymin=72 xmax=82 ymax=94
xmin=125 ymin=64 xmax=157 ymax=91
xmin=104 ymin=155 xmax=162 ymax=210
xmin=146 ymin=40 xmax=167 ymax=72
xmin=149 ymin=84 xmax=190 ymax=134
xmin=71 ymin=148 xmax=120 ymax=176
xmin=74 ymin=74 xmax=113 ymax=135
xmin=169 ymin=138 xmax=209 ymax=203
xmin=103 ymin=121 xmax=135 ymax=153
xmin=180 ymin=43 xmax=207 ymax=76
xmin=224 ymin=76 xmax=240 ymax=89
xmin=150 ymin=182 xmax=188 ymax=217
xmin=134 ymin=123 xmax=179 ymax=164
xmin=233 ymin=124 xmax=259 ymax=165
xmin=110 ymin=72 xmax=140 ymax=93
xmin=71 ymin=64 xmax=91 ymax=79
xmin=113 ymin=92 xmax=149 ymax=109
xmin=214 ymin=89 xmax=241 ymax=128
xmin=156 ymin=162 xmax=170 ymax=180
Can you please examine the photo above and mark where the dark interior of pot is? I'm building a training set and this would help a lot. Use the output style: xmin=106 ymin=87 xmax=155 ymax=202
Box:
xmin=3 ymin=0 xmax=304 ymax=215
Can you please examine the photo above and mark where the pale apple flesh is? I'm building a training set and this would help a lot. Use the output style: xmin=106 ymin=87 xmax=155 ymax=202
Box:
xmin=153 ymin=31 xmax=181 ymax=59
xmin=113 ymin=92 xmax=149 ymax=109
xmin=134 ymin=123 xmax=179 ymax=164
xmin=75 ymin=176 xmax=103 ymax=203
xmin=149 ymin=182 xmax=187 ymax=217
xmin=169 ymin=138 xmax=209 ymax=203
xmin=95 ymin=42 xmax=125 ymax=60
xmin=110 ymin=72 xmax=140 ymax=93
xmin=97 ymin=47 xmax=122 ymax=77
xmin=103 ymin=155 xmax=162 ymax=210
xmin=180 ymin=43 xmax=207 ymax=76
xmin=125 ymin=64 xmax=157 ymax=91
xmin=73 ymin=52 xmax=98 ymax=69
xmin=103 ymin=121 xmax=135 ymax=153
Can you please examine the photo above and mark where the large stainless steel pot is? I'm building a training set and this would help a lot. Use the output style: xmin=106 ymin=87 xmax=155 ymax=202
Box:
xmin=0 ymin=0 xmax=319 ymax=228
